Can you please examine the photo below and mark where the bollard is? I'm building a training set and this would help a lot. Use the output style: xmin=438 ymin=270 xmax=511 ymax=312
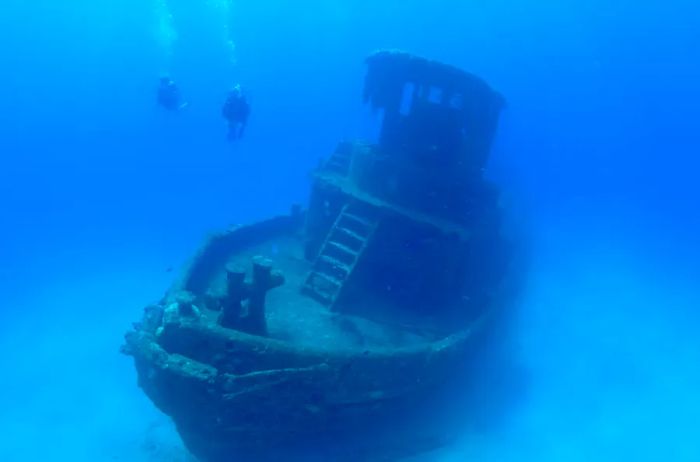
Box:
xmin=219 ymin=263 xmax=247 ymax=329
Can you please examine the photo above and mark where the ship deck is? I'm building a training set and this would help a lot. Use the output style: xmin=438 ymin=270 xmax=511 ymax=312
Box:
xmin=200 ymin=235 xmax=435 ymax=351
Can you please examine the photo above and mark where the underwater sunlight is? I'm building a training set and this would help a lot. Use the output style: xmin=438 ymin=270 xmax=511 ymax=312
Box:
xmin=0 ymin=0 xmax=698 ymax=461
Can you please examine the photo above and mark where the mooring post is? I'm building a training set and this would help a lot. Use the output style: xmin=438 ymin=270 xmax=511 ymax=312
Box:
xmin=248 ymin=256 xmax=285 ymax=336
xmin=219 ymin=263 xmax=247 ymax=329
xmin=249 ymin=257 xmax=272 ymax=336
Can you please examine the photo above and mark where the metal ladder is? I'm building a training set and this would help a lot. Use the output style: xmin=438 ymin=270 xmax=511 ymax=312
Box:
xmin=302 ymin=203 xmax=379 ymax=308
xmin=323 ymin=143 xmax=353 ymax=176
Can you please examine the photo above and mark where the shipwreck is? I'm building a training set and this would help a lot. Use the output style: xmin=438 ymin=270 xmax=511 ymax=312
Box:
xmin=123 ymin=51 xmax=509 ymax=461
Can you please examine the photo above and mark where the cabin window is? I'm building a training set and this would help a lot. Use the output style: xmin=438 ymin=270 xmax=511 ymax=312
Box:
xmin=399 ymin=82 xmax=415 ymax=116
xmin=449 ymin=93 xmax=464 ymax=110
xmin=427 ymin=86 xmax=444 ymax=104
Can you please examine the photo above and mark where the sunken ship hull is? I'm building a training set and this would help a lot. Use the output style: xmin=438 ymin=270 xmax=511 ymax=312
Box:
xmin=125 ymin=214 xmax=488 ymax=461
xmin=124 ymin=52 xmax=508 ymax=461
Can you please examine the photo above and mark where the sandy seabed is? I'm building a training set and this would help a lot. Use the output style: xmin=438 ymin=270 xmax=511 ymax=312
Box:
xmin=1 ymin=222 xmax=698 ymax=462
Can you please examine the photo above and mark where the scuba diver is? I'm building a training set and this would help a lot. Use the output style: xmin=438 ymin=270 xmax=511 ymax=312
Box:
xmin=222 ymin=84 xmax=250 ymax=141
xmin=157 ymin=76 xmax=188 ymax=111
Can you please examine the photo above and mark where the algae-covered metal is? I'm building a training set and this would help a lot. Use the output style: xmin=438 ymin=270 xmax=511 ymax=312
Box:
xmin=124 ymin=51 xmax=509 ymax=461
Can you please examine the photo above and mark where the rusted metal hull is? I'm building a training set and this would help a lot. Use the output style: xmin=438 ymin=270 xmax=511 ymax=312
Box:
xmin=122 ymin=217 xmax=490 ymax=460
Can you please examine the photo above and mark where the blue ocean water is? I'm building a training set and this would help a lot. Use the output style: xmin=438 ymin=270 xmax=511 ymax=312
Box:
xmin=0 ymin=0 xmax=698 ymax=460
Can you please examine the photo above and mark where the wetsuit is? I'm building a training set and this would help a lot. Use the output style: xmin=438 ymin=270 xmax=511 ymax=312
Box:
xmin=222 ymin=92 xmax=251 ymax=140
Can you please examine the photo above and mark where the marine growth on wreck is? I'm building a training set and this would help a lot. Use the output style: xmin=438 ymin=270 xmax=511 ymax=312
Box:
xmin=123 ymin=50 xmax=509 ymax=462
